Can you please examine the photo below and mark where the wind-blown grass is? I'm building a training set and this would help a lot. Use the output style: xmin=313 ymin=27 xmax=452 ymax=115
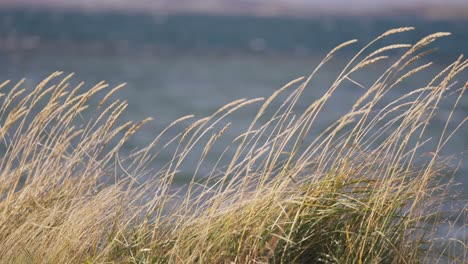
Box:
xmin=0 ymin=28 xmax=466 ymax=263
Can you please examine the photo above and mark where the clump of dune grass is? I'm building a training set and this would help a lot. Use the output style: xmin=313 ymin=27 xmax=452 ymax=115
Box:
xmin=0 ymin=28 xmax=466 ymax=263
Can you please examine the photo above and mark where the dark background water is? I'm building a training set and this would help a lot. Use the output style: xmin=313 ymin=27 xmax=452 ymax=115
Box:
xmin=1 ymin=9 xmax=467 ymax=57
xmin=0 ymin=10 xmax=466 ymax=198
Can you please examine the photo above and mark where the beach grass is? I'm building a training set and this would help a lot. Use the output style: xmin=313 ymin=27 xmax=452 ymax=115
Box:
xmin=0 ymin=28 xmax=466 ymax=263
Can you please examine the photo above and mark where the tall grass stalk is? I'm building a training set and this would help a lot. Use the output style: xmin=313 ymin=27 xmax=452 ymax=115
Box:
xmin=0 ymin=28 xmax=466 ymax=263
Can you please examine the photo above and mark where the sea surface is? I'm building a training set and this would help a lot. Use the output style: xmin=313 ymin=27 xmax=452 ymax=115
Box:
xmin=0 ymin=11 xmax=466 ymax=238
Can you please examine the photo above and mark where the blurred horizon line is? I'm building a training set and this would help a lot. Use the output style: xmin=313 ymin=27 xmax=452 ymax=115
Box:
xmin=0 ymin=1 xmax=467 ymax=20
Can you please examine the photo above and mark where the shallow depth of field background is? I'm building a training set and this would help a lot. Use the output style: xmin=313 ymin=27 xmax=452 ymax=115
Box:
xmin=0 ymin=0 xmax=467 ymax=225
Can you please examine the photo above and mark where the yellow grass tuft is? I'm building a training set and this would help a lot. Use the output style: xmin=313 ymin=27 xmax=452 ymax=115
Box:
xmin=0 ymin=28 xmax=466 ymax=263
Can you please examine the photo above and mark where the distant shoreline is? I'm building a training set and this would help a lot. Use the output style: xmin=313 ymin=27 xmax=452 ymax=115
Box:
xmin=0 ymin=3 xmax=467 ymax=20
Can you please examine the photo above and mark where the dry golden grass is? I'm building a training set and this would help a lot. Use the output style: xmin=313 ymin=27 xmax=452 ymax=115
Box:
xmin=0 ymin=28 xmax=466 ymax=263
